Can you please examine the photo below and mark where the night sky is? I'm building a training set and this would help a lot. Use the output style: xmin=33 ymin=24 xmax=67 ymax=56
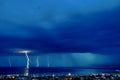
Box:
xmin=0 ymin=0 xmax=120 ymax=67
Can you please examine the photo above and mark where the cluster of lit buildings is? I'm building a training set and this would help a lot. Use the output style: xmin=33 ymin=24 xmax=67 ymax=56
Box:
xmin=0 ymin=72 xmax=120 ymax=80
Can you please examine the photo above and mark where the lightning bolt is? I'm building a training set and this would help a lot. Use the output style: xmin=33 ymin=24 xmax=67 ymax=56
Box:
xmin=36 ymin=56 xmax=39 ymax=67
xmin=8 ymin=56 xmax=11 ymax=67
xmin=18 ymin=50 xmax=30 ymax=76
xmin=24 ymin=52 xmax=30 ymax=76
xmin=47 ymin=56 xmax=50 ymax=67
xmin=25 ymin=53 xmax=29 ymax=69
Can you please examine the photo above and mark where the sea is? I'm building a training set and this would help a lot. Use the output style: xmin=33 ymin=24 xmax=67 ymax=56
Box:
xmin=0 ymin=67 xmax=119 ymax=75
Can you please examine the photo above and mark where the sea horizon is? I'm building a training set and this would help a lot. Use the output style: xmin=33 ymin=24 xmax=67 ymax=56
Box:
xmin=0 ymin=67 xmax=119 ymax=75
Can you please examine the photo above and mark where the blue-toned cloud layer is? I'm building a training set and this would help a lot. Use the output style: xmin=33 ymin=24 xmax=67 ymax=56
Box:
xmin=0 ymin=7 xmax=120 ymax=54
xmin=0 ymin=0 xmax=120 ymax=67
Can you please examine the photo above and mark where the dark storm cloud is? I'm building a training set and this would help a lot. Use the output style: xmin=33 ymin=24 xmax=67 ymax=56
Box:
xmin=51 ymin=9 xmax=120 ymax=54
xmin=0 ymin=0 xmax=120 ymax=55
xmin=0 ymin=7 xmax=120 ymax=55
